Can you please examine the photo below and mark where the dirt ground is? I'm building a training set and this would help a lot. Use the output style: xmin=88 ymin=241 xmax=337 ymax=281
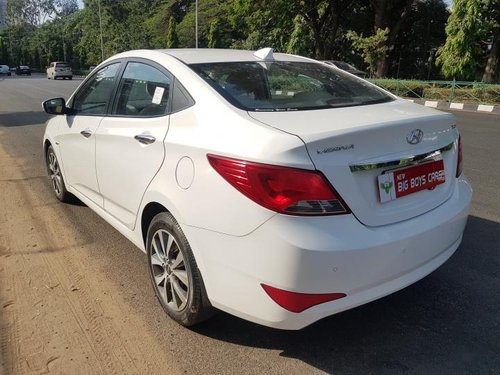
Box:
xmin=0 ymin=139 xmax=181 ymax=374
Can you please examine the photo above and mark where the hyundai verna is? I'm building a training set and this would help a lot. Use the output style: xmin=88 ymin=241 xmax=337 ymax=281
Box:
xmin=42 ymin=48 xmax=472 ymax=329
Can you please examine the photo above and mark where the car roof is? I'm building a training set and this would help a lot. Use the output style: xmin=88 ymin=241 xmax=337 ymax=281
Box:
xmin=123 ymin=48 xmax=310 ymax=64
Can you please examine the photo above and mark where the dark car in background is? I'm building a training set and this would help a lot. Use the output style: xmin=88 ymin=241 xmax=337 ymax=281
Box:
xmin=323 ymin=60 xmax=368 ymax=78
xmin=15 ymin=66 xmax=31 ymax=75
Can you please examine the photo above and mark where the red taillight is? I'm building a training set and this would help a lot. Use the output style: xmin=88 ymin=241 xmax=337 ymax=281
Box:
xmin=207 ymin=154 xmax=350 ymax=216
xmin=456 ymin=135 xmax=463 ymax=177
xmin=262 ymin=284 xmax=346 ymax=313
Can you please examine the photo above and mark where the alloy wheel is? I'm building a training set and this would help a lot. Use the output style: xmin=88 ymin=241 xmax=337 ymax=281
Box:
xmin=150 ymin=229 xmax=189 ymax=312
xmin=47 ymin=150 xmax=63 ymax=197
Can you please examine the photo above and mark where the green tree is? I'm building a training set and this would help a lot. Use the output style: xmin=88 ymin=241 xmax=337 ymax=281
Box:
xmin=229 ymin=0 xmax=296 ymax=51
xmin=3 ymin=22 xmax=37 ymax=66
xmin=347 ymin=27 xmax=389 ymax=76
xmin=298 ymin=0 xmax=355 ymax=59
xmin=435 ymin=0 xmax=482 ymax=80
xmin=370 ymin=0 xmax=417 ymax=77
xmin=207 ymin=18 xmax=221 ymax=48
xmin=391 ymin=0 xmax=449 ymax=79
xmin=145 ymin=0 xmax=192 ymax=48
xmin=286 ymin=15 xmax=314 ymax=56
xmin=481 ymin=0 xmax=499 ymax=83
xmin=7 ymin=0 xmax=56 ymax=26
xmin=176 ymin=0 xmax=232 ymax=48
xmin=55 ymin=0 xmax=79 ymax=17
xmin=165 ymin=16 xmax=178 ymax=48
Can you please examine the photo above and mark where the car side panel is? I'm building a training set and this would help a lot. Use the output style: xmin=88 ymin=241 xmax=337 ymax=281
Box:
xmin=95 ymin=116 xmax=170 ymax=229
xmin=141 ymin=103 xmax=313 ymax=237
xmin=56 ymin=115 xmax=104 ymax=206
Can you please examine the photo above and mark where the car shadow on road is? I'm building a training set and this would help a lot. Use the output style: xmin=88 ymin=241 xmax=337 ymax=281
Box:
xmin=0 ymin=111 xmax=48 ymax=127
xmin=192 ymin=215 xmax=500 ymax=374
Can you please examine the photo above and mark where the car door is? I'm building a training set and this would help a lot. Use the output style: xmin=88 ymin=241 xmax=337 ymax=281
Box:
xmin=57 ymin=62 xmax=121 ymax=206
xmin=95 ymin=60 xmax=173 ymax=229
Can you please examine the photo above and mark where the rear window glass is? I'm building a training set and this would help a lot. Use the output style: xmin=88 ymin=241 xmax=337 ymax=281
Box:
xmin=56 ymin=63 xmax=70 ymax=68
xmin=190 ymin=61 xmax=392 ymax=111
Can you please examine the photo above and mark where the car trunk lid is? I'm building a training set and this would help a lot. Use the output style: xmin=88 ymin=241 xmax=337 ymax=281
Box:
xmin=248 ymin=100 xmax=459 ymax=227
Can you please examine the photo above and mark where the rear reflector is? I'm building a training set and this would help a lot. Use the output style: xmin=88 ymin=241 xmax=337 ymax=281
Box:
xmin=207 ymin=154 xmax=350 ymax=216
xmin=261 ymin=284 xmax=346 ymax=313
xmin=456 ymin=135 xmax=463 ymax=177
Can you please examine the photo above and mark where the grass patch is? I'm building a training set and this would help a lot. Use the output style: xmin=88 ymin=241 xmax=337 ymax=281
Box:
xmin=370 ymin=79 xmax=500 ymax=104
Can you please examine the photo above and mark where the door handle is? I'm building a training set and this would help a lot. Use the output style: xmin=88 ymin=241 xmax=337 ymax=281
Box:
xmin=134 ymin=134 xmax=156 ymax=145
xmin=80 ymin=129 xmax=92 ymax=138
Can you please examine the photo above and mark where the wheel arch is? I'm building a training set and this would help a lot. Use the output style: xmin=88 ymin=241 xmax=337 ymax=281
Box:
xmin=141 ymin=201 xmax=169 ymax=246
xmin=43 ymin=138 xmax=52 ymax=156
xmin=137 ymin=194 xmax=207 ymax=279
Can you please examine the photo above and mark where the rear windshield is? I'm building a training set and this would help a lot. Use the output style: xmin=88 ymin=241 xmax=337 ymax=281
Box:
xmin=190 ymin=61 xmax=392 ymax=111
xmin=56 ymin=63 xmax=70 ymax=68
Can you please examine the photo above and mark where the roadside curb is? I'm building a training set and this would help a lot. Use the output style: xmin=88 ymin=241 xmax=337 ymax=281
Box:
xmin=407 ymin=99 xmax=500 ymax=114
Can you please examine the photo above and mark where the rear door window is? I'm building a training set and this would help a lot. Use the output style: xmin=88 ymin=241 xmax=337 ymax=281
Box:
xmin=113 ymin=62 xmax=172 ymax=117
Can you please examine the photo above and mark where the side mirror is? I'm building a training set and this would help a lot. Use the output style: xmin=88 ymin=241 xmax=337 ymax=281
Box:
xmin=42 ymin=98 xmax=68 ymax=115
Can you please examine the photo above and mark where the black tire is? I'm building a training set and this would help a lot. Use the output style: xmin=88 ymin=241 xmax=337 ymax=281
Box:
xmin=146 ymin=212 xmax=215 ymax=326
xmin=45 ymin=145 xmax=70 ymax=202
xmin=68 ymin=76 xmax=72 ymax=80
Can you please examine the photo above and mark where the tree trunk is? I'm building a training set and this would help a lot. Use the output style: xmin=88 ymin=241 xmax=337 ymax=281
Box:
xmin=302 ymin=0 xmax=353 ymax=60
xmin=482 ymin=28 xmax=500 ymax=83
xmin=373 ymin=0 xmax=415 ymax=78
xmin=373 ymin=0 xmax=388 ymax=29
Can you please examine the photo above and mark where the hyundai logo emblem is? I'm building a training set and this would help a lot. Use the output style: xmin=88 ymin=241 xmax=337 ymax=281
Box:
xmin=406 ymin=129 xmax=424 ymax=145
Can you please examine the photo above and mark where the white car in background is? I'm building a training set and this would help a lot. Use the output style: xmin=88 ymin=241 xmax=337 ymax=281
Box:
xmin=42 ymin=48 xmax=472 ymax=330
xmin=0 ymin=65 xmax=11 ymax=75
xmin=47 ymin=61 xmax=73 ymax=80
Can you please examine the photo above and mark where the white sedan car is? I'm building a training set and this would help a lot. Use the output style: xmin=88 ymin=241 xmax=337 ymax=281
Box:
xmin=0 ymin=64 xmax=11 ymax=75
xmin=42 ymin=48 xmax=471 ymax=329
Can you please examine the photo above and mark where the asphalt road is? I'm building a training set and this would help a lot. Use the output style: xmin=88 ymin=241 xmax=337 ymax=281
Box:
xmin=0 ymin=76 xmax=499 ymax=374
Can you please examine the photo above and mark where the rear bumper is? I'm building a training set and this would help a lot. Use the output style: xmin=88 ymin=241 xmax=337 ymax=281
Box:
xmin=54 ymin=72 xmax=72 ymax=77
xmin=185 ymin=177 xmax=472 ymax=329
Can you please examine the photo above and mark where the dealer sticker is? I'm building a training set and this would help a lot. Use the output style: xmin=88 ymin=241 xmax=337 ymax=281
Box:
xmin=378 ymin=160 xmax=446 ymax=203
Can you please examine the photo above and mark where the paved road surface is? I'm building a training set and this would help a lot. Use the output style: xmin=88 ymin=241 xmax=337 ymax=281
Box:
xmin=0 ymin=77 xmax=499 ymax=374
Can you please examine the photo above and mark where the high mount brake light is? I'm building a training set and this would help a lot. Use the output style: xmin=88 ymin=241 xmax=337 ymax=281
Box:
xmin=207 ymin=154 xmax=350 ymax=216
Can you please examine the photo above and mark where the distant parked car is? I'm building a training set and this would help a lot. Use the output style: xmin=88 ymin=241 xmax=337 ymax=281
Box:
xmin=16 ymin=66 xmax=31 ymax=75
xmin=0 ymin=65 xmax=11 ymax=76
xmin=323 ymin=60 xmax=368 ymax=77
xmin=47 ymin=62 xmax=72 ymax=80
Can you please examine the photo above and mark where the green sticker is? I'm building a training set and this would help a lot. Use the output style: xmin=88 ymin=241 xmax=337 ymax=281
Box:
xmin=380 ymin=181 xmax=393 ymax=194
